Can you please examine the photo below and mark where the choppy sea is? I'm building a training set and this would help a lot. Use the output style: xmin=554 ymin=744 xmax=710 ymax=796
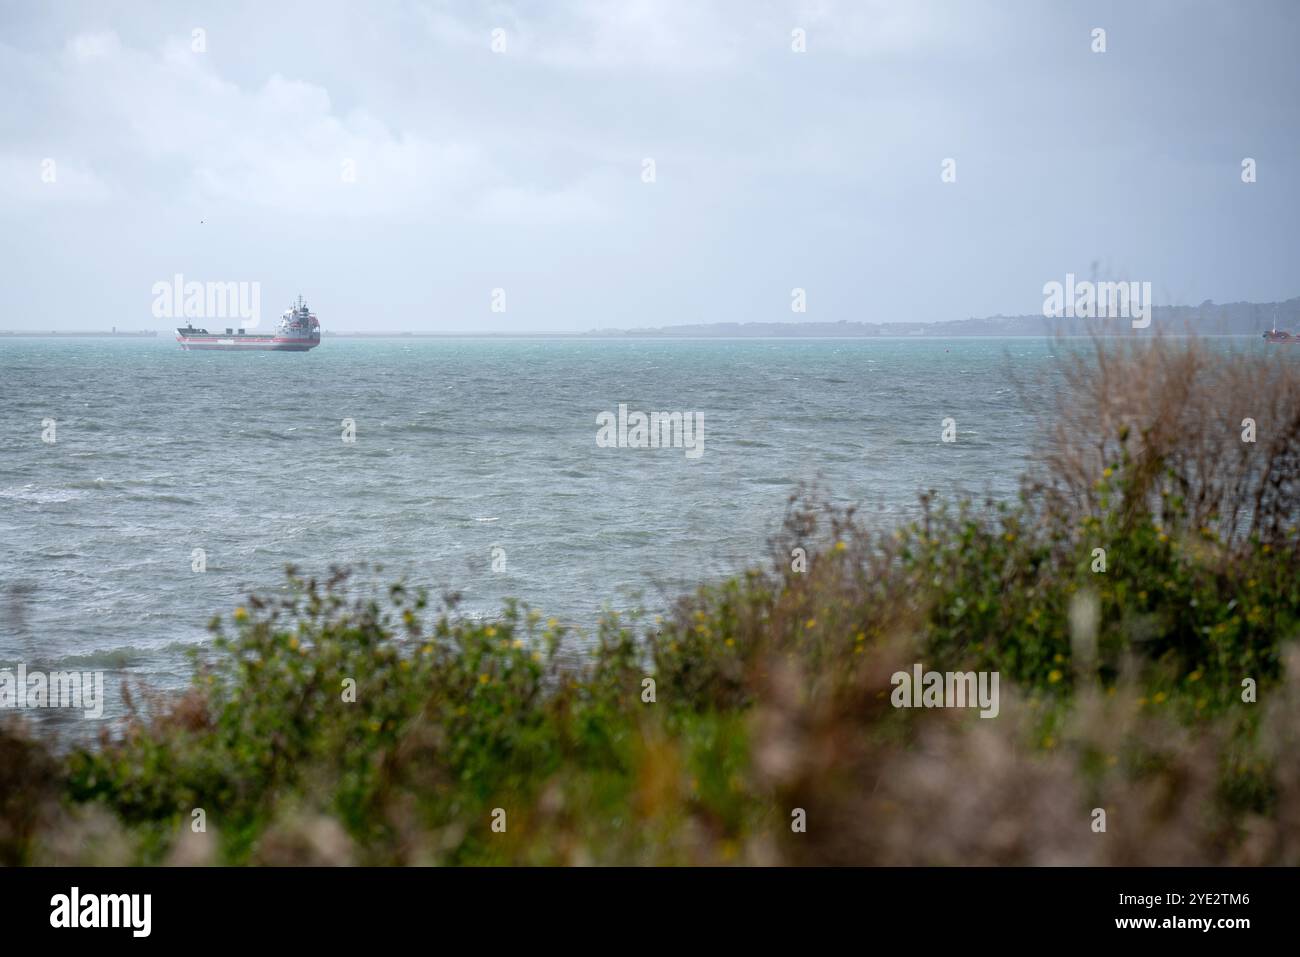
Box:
xmin=2 ymin=336 xmax=1059 ymax=712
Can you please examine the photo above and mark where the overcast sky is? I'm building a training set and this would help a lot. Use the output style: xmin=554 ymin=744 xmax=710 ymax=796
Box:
xmin=1 ymin=0 xmax=1297 ymax=332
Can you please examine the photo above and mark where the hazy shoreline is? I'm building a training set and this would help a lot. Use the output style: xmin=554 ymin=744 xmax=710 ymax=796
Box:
xmin=5 ymin=291 xmax=1297 ymax=340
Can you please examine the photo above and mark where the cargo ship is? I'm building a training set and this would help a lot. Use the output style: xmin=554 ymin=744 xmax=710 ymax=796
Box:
xmin=176 ymin=295 xmax=320 ymax=351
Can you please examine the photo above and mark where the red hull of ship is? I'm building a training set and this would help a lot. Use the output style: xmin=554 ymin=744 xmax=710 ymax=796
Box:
xmin=176 ymin=336 xmax=319 ymax=352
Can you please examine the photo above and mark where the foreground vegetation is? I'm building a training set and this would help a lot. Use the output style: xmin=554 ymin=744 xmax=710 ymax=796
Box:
xmin=4 ymin=337 xmax=1300 ymax=865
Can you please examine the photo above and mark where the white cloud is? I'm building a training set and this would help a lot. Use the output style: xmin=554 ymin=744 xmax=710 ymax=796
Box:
xmin=38 ymin=32 xmax=481 ymax=216
xmin=416 ymin=0 xmax=1001 ymax=71
xmin=536 ymin=0 xmax=745 ymax=72
xmin=67 ymin=31 xmax=120 ymax=62
xmin=475 ymin=176 xmax=611 ymax=225
xmin=0 ymin=153 xmax=113 ymax=205
xmin=5 ymin=27 xmax=627 ymax=223
xmin=420 ymin=0 xmax=745 ymax=72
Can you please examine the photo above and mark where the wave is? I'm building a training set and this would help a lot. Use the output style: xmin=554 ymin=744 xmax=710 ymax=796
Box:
xmin=5 ymin=640 xmax=204 ymax=672
xmin=0 ymin=485 xmax=85 ymax=504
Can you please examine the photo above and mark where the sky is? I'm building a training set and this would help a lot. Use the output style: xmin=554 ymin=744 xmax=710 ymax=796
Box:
xmin=0 ymin=0 xmax=1297 ymax=333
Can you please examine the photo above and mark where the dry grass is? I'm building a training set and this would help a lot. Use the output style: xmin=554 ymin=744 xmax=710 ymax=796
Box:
xmin=1028 ymin=334 xmax=1300 ymax=554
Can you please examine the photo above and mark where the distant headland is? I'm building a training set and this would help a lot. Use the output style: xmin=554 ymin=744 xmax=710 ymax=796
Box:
xmin=4 ymin=297 xmax=1295 ymax=339
xmin=581 ymin=297 xmax=1300 ymax=339
xmin=0 ymin=329 xmax=157 ymax=338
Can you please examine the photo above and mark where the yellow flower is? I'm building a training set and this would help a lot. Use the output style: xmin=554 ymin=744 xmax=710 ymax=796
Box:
xmin=855 ymin=632 xmax=866 ymax=643
xmin=834 ymin=540 xmax=847 ymax=552
xmin=1048 ymin=669 xmax=1063 ymax=684
xmin=288 ymin=637 xmax=299 ymax=651
xmin=485 ymin=626 xmax=497 ymax=638
xmin=805 ymin=618 xmax=816 ymax=629
xmin=1102 ymin=467 xmax=1113 ymax=479
xmin=478 ymin=673 xmax=490 ymax=685
xmin=1042 ymin=736 xmax=1056 ymax=749
xmin=546 ymin=617 xmax=559 ymax=629
xmin=1153 ymin=691 xmax=1167 ymax=704
xmin=1004 ymin=532 xmax=1015 ymax=543
xmin=1188 ymin=670 xmax=1202 ymax=683
xmin=233 ymin=606 xmax=248 ymax=622
xmin=724 ymin=638 xmax=735 ymax=648
xmin=512 ymin=639 xmax=524 ymax=649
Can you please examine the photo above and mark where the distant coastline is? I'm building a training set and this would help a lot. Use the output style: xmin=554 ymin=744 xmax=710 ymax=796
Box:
xmin=580 ymin=296 xmax=1300 ymax=339
xmin=0 ymin=330 xmax=157 ymax=338
xmin=4 ymin=296 xmax=1295 ymax=339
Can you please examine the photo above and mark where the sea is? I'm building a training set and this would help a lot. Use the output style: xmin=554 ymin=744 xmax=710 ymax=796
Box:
xmin=1 ymin=336 xmax=1058 ymax=715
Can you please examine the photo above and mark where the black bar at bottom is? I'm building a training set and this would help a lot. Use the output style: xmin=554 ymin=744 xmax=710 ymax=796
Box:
xmin=0 ymin=866 xmax=1276 ymax=943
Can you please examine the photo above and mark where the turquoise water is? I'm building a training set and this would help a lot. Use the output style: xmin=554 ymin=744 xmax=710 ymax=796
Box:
xmin=1 ymin=336 xmax=1050 ymax=703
